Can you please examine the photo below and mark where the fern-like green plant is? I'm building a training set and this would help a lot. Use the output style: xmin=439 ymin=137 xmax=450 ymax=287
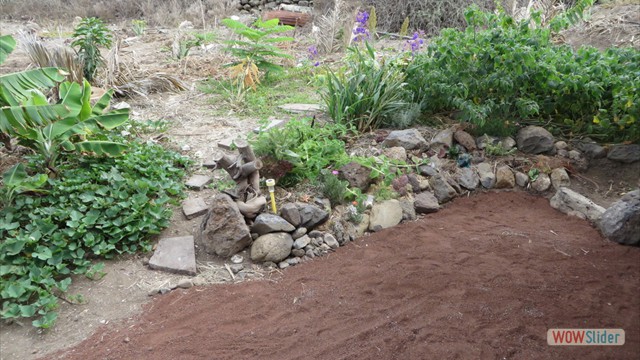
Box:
xmin=221 ymin=18 xmax=294 ymax=76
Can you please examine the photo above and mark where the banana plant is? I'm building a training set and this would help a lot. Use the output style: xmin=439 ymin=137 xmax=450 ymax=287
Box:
xmin=1 ymin=34 xmax=67 ymax=149
xmin=0 ymin=79 xmax=128 ymax=174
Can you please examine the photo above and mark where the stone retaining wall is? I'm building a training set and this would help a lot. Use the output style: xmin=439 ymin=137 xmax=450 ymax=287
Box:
xmin=238 ymin=0 xmax=314 ymax=12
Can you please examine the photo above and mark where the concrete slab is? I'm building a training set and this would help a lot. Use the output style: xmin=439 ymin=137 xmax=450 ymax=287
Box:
xmin=278 ymin=103 xmax=323 ymax=114
xmin=217 ymin=138 xmax=235 ymax=150
xmin=202 ymin=159 xmax=217 ymax=169
xmin=253 ymin=119 xmax=287 ymax=134
xmin=149 ymin=236 xmax=197 ymax=276
xmin=185 ymin=174 xmax=212 ymax=190
xmin=182 ymin=197 xmax=209 ymax=220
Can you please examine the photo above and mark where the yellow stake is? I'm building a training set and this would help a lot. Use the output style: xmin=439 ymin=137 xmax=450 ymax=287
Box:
xmin=266 ymin=179 xmax=277 ymax=213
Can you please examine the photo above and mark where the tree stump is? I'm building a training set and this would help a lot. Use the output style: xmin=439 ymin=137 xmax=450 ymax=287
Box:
xmin=212 ymin=139 xmax=265 ymax=218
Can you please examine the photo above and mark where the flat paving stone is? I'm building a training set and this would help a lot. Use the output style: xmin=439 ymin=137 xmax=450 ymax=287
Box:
xmin=217 ymin=138 xmax=235 ymax=150
xmin=202 ymin=159 xmax=217 ymax=169
xmin=149 ymin=236 xmax=197 ymax=276
xmin=278 ymin=103 xmax=323 ymax=114
xmin=182 ymin=197 xmax=208 ymax=220
xmin=185 ymin=174 xmax=212 ymax=190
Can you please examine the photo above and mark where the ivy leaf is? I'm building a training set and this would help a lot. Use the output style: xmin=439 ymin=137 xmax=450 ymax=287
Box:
xmin=19 ymin=305 xmax=36 ymax=318
xmin=1 ymin=283 xmax=26 ymax=299
xmin=3 ymin=239 xmax=27 ymax=256
xmin=32 ymin=246 xmax=53 ymax=260
xmin=32 ymin=312 xmax=58 ymax=328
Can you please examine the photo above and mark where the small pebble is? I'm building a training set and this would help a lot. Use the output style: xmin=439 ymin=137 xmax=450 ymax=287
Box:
xmin=177 ymin=279 xmax=193 ymax=289
xmin=230 ymin=254 xmax=243 ymax=264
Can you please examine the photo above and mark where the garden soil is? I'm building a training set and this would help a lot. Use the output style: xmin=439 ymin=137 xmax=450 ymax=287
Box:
xmin=49 ymin=191 xmax=640 ymax=360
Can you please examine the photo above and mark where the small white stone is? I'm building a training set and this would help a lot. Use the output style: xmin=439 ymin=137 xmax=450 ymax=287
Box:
xmin=230 ymin=254 xmax=244 ymax=264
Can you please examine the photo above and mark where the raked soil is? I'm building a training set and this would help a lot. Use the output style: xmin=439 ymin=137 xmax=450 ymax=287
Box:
xmin=51 ymin=191 xmax=640 ymax=360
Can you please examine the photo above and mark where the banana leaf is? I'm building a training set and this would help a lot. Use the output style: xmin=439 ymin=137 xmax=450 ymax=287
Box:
xmin=0 ymin=68 xmax=66 ymax=106
xmin=0 ymin=35 xmax=16 ymax=65
xmin=75 ymin=140 xmax=127 ymax=156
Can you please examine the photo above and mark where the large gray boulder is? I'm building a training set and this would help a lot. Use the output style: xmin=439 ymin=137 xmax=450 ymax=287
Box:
xmin=598 ymin=190 xmax=640 ymax=245
xmin=549 ymin=187 xmax=605 ymax=222
xmin=381 ymin=129 xmax=427 ymax=150
xmin=531 ymin=173 xmax=551 ymax=192
xmin=297 ymin=202 xmax=329 ymax=230
xmin=430 ymin=128 xmax=454 ymax=149
xmin=476 ymin=162 xmax=496 ymax=189
xmin=414 ymin=192 xmax=440 ymax=214
xmin=607 ymin=144 xmax=640 ymax=163
xmin=455 ymin=167 xmax=479 ymax=190
xmin=369 ymin=200 xmax=403 ymax=231
xmin=339 ymin=161 xmax=372 ymax=191
xmin=280 ymin=203 xmax=301 ymax=227
xmin=251 ymin=213 xmax=295 ymax=236
xmin=251 ymin=232 xmax=293 ymax=263
xmin=516 ymin=126 xmax=554 ymax=154
xmin=429 ymin=174 xmax=457 ymax=203
xmin=197 ymin=194 xmax=252 ymax=257
xmin=550 ymin=168 xmax=571 ymax=190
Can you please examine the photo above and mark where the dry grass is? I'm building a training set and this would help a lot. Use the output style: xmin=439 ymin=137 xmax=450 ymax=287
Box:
xmin=1 ymin=0 xmax=239 ymax=28
xmin=98 ymin=39 xmax=187 ymax=97
xmin=18 ymin=31 xmax=84 ymax=84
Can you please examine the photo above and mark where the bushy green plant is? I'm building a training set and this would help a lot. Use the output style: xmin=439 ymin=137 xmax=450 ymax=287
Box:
xmin=319 ymin=170 xmax=349 ymax=207
xmin=321 ymin=42 xmax=412 ymax=132
xmin=250 ymin=118 xmax=352 ymax=186
xmin=71 ymin=17 xmax=113 ymax=82
xmin=0 ymin=140 xmax=190 ymax=328
xmin=405 ymin=6 xmax=639 ymax=143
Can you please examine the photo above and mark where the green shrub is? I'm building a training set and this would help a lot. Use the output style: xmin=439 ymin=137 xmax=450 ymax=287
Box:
xmin=319 ymin=170 xmax=349 ymax=207
xmin=250 ymin=118 xmax=352 ymax=186
xmin=405 ymin=6 xmax=640 ymax=143
xmin=321 ymin=43 xmax=413 ymax=132
xmin=71 ymin=17 xmax=113 ymax=82
xmin=0 ymin=140 xmax=190 ymax=328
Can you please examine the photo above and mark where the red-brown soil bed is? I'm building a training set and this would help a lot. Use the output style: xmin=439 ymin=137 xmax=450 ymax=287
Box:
xmin=54 ymin=191 xmax=640 ymax=360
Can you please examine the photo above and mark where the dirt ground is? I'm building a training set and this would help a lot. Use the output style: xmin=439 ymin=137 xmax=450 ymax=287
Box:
xmin=1 ymin=4 xmax=639 ymax=360
xmin=46 ymin=191 xmax=640 ymax=360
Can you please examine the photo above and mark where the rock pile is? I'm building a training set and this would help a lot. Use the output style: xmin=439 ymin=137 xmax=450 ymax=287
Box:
xmin=150 ymin=121 xmax=638 ymax=285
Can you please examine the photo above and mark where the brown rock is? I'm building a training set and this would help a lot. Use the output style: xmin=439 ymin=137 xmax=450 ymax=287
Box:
xmin=454 ymin=130 xmax=477 ymax=151
xmin=495 ymin=166 xmax=515 ymax=189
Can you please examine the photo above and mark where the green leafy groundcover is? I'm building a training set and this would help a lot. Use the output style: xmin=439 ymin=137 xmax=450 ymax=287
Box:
xmin=0 ymin=140 xmax=190 ymax=328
